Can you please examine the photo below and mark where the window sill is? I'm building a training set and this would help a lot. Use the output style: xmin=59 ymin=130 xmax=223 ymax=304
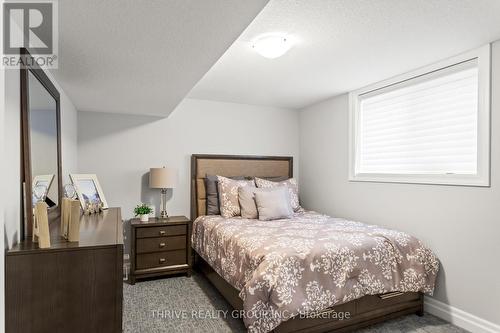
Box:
xmin=349 ymin=174 xmax=490 ymax=187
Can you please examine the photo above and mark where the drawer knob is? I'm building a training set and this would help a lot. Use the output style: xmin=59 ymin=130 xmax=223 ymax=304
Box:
xmin=159 ymin=230 xmax=166 ymax=236
xmin=159 ymin=242 xmax=166 ymax=248
xmin=159 ymin=258 xmax=166 ymax=264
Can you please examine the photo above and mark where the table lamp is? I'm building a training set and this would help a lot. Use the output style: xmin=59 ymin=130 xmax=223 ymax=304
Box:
xmin=149 ymin=167 xmax=177 ymax=218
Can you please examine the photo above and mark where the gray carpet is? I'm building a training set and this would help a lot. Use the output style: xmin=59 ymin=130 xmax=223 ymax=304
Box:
xmin=123 ymin=273 xmax=467 ymax=333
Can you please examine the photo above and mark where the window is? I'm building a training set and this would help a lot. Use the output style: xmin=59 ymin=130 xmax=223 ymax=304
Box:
xmin=349 ymin=45 xmax=490 ymax=186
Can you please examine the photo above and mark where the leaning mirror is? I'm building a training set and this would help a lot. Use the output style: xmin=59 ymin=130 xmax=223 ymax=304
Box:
xmin=21 ymin=48 xmax=62 ymax=240
xmin=29 ymin=71 xmax=59 ymax=206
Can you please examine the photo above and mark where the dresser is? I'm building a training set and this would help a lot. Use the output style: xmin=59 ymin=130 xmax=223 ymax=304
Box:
xmin=129 ymin=216 xmax=192 ymax=284
xmin=5 ymin=208 xmax=123 ymax=333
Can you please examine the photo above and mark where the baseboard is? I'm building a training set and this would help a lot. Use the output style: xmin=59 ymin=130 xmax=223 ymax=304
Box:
xmin=424 ymin=296 xmax=500 ymax=333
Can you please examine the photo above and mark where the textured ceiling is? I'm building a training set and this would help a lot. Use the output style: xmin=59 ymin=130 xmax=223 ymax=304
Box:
xmin=50 ymin=0 xmax=269 ymax=116
xmin=189 ymin=0 xmax=500 ymax=109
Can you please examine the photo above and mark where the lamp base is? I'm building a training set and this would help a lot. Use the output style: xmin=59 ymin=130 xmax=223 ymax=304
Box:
xmin=160 ymin=188 xmax=169 ymax=219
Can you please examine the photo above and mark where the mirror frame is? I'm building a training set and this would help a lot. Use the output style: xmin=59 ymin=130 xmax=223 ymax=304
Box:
xmin=20 ymin=48 xmax=62 ymax=240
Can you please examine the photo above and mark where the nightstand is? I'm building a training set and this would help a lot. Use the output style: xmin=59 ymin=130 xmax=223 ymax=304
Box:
xmin=129 ymin=216 xmax=192 ymax=284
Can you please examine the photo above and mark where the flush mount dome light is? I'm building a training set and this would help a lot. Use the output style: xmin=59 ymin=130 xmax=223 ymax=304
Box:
xmin=251 ymin=34 xmax=292 ymax=59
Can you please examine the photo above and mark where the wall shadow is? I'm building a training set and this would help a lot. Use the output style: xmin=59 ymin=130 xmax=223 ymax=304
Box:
xmin=78 ymin=111 xmax=164 ymax=145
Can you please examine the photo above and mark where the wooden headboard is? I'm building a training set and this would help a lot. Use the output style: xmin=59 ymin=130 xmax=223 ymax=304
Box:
xmin=190 ymin=154 xmax=293 ymax=220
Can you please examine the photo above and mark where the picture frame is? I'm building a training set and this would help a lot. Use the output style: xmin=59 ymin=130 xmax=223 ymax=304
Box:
xmin=32 ymin=174 xmax=55 ymax=206
xmin=32 ymin=174 xmax=55 ymax=192
xmin=69 ymin=174 xmax=109 ymax=210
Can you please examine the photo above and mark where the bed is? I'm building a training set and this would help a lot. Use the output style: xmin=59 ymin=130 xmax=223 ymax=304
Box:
xmin=190 ymin=154 xmax=438 ymax=333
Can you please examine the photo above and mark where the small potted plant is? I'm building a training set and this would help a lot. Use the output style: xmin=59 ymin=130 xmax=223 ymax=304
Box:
xmin=134 ymin=203 xmax=153 ymax=222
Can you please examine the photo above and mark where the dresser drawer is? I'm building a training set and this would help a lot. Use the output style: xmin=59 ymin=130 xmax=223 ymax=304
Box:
xmin=136 ymin=225 xmax=187 ymax=238
xmin=136 ymin=236 xmax=186 ymax=254
xmin=136 ymin=249 xmax=187 ymax=270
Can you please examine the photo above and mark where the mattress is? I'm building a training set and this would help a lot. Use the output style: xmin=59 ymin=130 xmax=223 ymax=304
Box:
xmin=192 ymin=211 xmax=439 ymax=333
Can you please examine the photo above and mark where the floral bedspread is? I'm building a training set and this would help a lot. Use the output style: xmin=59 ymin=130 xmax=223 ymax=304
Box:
xmin=192 ymin=211 xmax=439 ymax=333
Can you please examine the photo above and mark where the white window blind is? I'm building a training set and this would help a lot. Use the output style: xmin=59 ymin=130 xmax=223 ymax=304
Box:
xmin=350 ymin=45 xmax=490 ymax=186
xmin=358 ymin=60 xmax=478 ymax=175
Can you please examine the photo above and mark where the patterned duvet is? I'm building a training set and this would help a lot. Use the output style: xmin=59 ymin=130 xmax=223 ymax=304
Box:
xmin=192 ymin=211 xmax=439 ymax=333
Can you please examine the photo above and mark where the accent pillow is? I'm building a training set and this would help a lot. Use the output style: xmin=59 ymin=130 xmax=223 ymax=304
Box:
xmin=254 ymin=188 xmax=293 ymax=221
xmin=255 ymin=177 xmax=301 ymax=211
xmin=205 ymin=175 xmax=245 ymax=215
xmin=217 ymin=176 xmax=255 ymax=218
xmin=238 ymin=187 xmax=279 ymax=219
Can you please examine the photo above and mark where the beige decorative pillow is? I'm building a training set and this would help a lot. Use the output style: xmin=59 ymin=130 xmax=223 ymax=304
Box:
xmin=255 ymin=177 xmax=301 ymax=211
xmin=238 ymin=187 xmax=259 ymax=219
xmin=238 ymin=187 xmax=278 ymax=219
xmin=217 ymin=176 xmax=255 ymax=218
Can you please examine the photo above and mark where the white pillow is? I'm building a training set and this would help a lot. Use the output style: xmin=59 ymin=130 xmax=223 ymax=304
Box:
xmin=255 ymin=177 xmax=301 ymax=212
xmin=254 ymin=187 xmax=293 ymax=221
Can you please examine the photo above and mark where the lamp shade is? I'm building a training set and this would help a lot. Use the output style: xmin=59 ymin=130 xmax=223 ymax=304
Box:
xmin=149 ymin=167 xmax=177 ymax=189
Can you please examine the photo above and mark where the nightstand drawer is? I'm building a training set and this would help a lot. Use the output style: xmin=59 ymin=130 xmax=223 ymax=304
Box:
xmin=136 ymin=249 xmax=187 ymax=269
xmin=136 ymin=236 xmax=186 ymax=254
xmin=136 ymin=225 xmax=187 ymax=238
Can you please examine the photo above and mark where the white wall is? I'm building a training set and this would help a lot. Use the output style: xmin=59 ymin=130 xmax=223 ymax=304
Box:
xmin=1 ymin=63 xmax=6 ymax=333
xmin=77 ymin=98 xmax=300 ymax=220
xmin=299 ymin=41 xmax=500 ymax=327
xmin=4 ymin=69 xmax=21 ymax=249
xmin=3 ymin=68 xmax=78 ymax=249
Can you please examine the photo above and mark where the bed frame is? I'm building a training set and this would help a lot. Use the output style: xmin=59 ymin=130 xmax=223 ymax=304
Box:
xmin=190 ymin=154 xmax=423 ymax=333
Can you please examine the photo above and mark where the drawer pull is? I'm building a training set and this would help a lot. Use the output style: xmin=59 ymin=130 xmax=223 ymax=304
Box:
xmin=159 ymin=242 xmax=166 ymax=248
xmin=159 ymin=230 xmax=166 ymax=236
xmin=159 ymin=258 xmax=166 ymax=264
xmin=378 ymin=292 xmax=404 ymax=300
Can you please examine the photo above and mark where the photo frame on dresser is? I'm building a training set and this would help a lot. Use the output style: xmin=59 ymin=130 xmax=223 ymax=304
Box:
xmin=32 ymin=174 xmax=55 ymax=190
xmin=69 ymin=173 xmax=109 ymax=209
xmin=32 ymin=174 xmax=55 ymax=205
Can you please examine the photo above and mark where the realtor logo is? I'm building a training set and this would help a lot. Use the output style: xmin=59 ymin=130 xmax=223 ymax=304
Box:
xmin=2 ymin=0 xmax=58 ymax=68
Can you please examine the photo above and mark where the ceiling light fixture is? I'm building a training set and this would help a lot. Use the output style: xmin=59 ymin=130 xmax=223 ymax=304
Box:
xmin=251 ymin=34 xmax=292 ymax=59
